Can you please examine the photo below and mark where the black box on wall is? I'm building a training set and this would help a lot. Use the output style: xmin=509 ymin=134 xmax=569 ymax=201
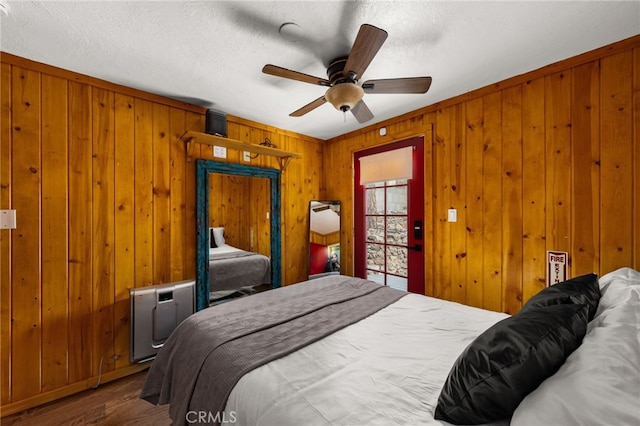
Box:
xmin=205 ymin=109 xmax=227 ymax=137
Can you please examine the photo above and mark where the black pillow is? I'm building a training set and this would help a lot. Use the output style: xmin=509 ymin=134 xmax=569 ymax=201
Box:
xmin=209 ymin=228 xmax=217 ymax=248
xmin=520 ymin=273 xmax=601 ymax=320
xmin=434 ymin=303 xmax=589 ymax=425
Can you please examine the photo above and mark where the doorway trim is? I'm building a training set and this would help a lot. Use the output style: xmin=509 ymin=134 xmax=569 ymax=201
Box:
xmin=353 ymin=137 xmax=425 ymax=293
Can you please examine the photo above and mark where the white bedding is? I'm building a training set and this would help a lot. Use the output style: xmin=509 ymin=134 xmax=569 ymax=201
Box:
xmin=222 ymin=268 xmax=640 ymax=426
xmin=223 ymin=293 xmax=509 ymax=425
xmin=209 ymin=243 xmax=243 ymax=256
xmin=512 ymin=267 xmax=640 ymax=425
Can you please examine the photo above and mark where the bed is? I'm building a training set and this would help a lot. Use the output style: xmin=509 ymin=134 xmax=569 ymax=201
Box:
xmin=208 ymin=227 xmax=271 ymax=297
xmin=141 ymin=267 xmax=640 ymax=426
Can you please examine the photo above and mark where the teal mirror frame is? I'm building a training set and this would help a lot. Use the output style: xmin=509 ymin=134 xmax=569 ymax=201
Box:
xmin=195 ymin=159 xmax=282 ymax=311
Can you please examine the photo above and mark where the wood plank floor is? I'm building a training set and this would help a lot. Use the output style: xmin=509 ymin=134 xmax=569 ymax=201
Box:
xmin=2 ymin=370 xmax=171 ymax=425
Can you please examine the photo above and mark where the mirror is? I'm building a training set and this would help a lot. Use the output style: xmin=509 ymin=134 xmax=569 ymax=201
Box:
xmin=196 ymin=159 xmax=281 ymax=311
xmin=207 ymin=172 xmax=271 ymax=303
xmin=308 ymin=200 xmax=341 ymax=279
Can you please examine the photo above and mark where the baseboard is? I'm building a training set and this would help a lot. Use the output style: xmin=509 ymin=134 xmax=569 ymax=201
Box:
xmin=0 ymin=363 xmax=150 ymax=418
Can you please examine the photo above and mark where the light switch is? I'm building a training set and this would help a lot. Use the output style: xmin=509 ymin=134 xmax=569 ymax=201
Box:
xmin=0 ymin=210 xmax=16 ymax=229
xmin=243 ymin=151 xmax=251 ymax=162
xmin=447 ymin=209 xmax=457 ymax=223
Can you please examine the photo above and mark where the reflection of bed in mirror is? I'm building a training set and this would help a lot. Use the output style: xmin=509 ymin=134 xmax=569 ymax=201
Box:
xmin=208 ymin=227 xmax=271 ymax=302
xmin=308 ymin=200 xmax=341 ymax=280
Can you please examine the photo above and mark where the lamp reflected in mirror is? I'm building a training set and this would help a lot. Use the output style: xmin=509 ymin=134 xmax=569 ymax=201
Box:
xmin=308 ymin=200 xmax=341 ymax=280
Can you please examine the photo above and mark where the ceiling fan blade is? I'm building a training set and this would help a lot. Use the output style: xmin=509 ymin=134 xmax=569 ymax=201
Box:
xmin=343 ymin=24 xmax=388 ymax=80
xmin=290 ymin=96 xmax=327 ymax=117
xmin=351 ymin=100 xmax=374 ymax=123
xmin=362 ymin=77 xmax=433 ymax=94
xmin=263 ymin=65 xmax=331 ymax=87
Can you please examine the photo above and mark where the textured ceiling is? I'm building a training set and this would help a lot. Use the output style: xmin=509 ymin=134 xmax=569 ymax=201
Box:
xmin=1 ymin=1 xmax=638 ymax=140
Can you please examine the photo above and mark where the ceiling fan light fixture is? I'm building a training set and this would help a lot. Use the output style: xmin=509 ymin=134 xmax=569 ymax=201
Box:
xmin=325 ymin=83 xmax=364 ymax=112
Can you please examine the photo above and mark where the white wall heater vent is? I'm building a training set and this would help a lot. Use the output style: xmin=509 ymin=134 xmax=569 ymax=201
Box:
xmin=130 ymin=280 xmax=195 ymax=363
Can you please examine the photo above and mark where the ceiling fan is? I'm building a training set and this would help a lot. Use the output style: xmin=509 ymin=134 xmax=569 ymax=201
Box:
xmin=262 ymin=24 xmax=432 ymax=123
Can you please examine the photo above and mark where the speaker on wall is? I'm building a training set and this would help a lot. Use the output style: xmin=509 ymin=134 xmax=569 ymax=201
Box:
xmin=205 ymin=109 xmax=227 ymax=137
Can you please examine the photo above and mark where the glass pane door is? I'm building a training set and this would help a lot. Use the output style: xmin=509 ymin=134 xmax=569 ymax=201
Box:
xmin=365 ymin=180 xmax=409 ymax=291
xmin=354 ymin=136 xmax=425 ymax=294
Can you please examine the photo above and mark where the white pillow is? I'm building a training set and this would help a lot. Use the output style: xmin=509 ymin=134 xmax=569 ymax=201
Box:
xmin=212 ymin=227 xmax=225 ymax=247
xmin=511 ymin=267 xmax=640 ymax=426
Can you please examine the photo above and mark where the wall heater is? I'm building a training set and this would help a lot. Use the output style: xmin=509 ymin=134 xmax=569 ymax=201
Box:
xmin=130 ymin=280 xmax=195 ymax=363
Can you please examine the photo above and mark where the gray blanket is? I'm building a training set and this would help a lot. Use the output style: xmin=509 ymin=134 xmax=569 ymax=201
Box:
xmin=209 ymin=249 xmax=271 ymax=292
xmin=141 ymin=275 xmax=406 ymax=426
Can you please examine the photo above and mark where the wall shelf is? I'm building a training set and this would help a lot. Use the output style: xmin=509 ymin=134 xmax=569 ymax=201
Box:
xmin=181 ymin=130 xmax=302 ymax=171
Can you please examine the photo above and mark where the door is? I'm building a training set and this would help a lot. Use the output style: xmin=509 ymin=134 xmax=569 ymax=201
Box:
xmin=354 ymin=137 xmax=424 ymax=293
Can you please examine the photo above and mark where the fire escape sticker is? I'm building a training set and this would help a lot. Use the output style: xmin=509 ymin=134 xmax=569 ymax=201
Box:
xmin=547 ymin=251 xmax=568 ymax=286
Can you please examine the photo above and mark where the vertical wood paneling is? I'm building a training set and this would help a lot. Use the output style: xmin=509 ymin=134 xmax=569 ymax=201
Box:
xmin=92 ymin=88 xmax=116 ymax=375
xmin=1 ymin=55 xmax=322 ymax=414
xmin=133 ymin=99 xmax=154 ymax=287
xmin=11 ymin=66 xmax=42 ymax=400
xmin=169 ymin=108 xmax=187 ymax=282
xmin=422 ymin=123 xmax=435 ymax=297
xmin=252 ymin=176 xmax=271 ymax=256
xmin=67 ymin=81 xmax=93 ymax=383
xmin=284 ymin=132 xmax=323 ymax=284
xmin=152 ymin=104 xmax=171 ymax=284
xmin=114 ymin=93 xmax=135 ymax=368
xmin=184 ymin=112 xmax=204 ymax=279
xmin=572 ymin=61 xmax=600 ymax=275
xmin=481 ymin=92 xmax=503 ymax=312
xmin=600 ymin=52 xmax=634 ymax=272
xmin=450 ymin=104 xmax=467 ymax=304
xmin=1 ymin=63 xmax=12 ymax=405
xmin=545 ymin=71 xmax=572 ymax=260
xmin=434 ymin=108 xmax=452 ymax=300
xmin=281 ymin=133 xmax=302 ymax=282
xmin=324 ymin=36 xmax=639 ymax=318
xmin=464 ymin=99 xmax=484 ymax=308
xmin=501 ymin=85 xmax=523 ymax=314
xmin=41 ymin=74 xmax=69 ymax=391
xmin=208 ymin=172 xmax=223 ymax=226
xmin=521 ymin=78 xmax=547 ymax=302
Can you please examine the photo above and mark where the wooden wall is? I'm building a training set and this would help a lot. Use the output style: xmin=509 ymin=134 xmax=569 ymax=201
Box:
xmin=310 ymin=230 xmax=341 ymax=246
xmin=324 ymin=35 xmax=640 ymax=314
xmin=208 ymin=173 xmax=271 ymax=254
xmin=0 ymin=53 xmax=323 ymax=415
